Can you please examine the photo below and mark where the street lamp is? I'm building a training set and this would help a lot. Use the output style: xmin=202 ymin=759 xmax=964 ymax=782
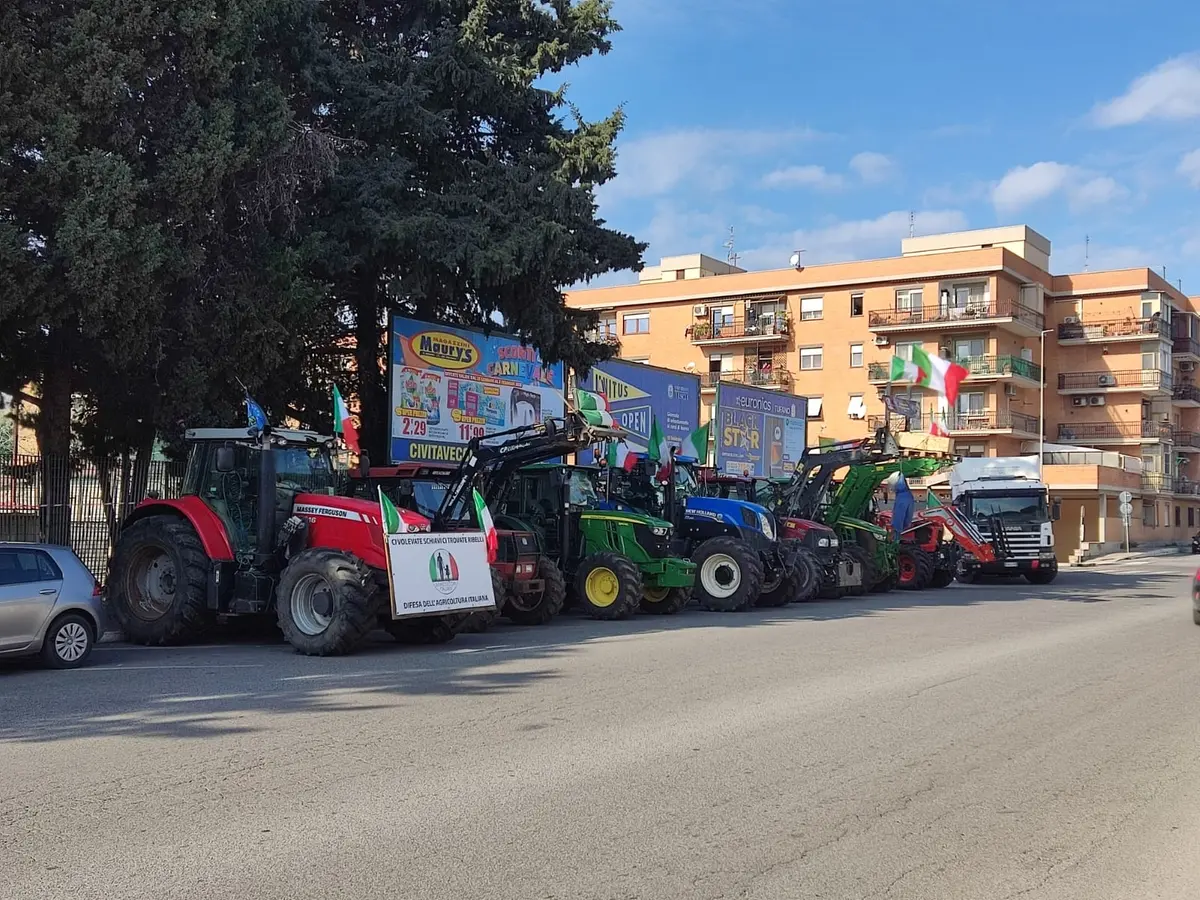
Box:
xmin=1039 ymin=327 xmax=1053 ymax=479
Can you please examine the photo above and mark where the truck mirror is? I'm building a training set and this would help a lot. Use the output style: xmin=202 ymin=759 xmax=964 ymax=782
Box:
xmin=1051 ymin=500 xmax=1061 ymax=521
xmin=216 ymin=445 xmax=236 ymax=473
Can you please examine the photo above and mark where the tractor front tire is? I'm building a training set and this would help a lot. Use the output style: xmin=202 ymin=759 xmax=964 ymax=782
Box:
xmin=386 ymin=616 xmax=458 ymax=645
xmin=639 ymin=585 xmax=691 ymax=615
xmin=456 ymin=570 xmax=505 ymax=633
xmin=504 ymin=559 xmax=566 ymax=626
xmin=896 ymin=546 xmax=935 ymax=590
xmin=691 ymin=537 xmax=763 ymax=612
xmin=276 ymin=549 xmax=378 ymax=656
xmin=757 ymin=556 xmax=810 ymax=607
xmin=575 ymin=552 xmax=642 ymax=620
xmin=793 ymin=550 xmax=823 ymax=602
xmin=109 ymin=515 xmax=214 ymax=645
xmin=930 ymin=567 xmax=955 ymax=588
xmin=841 ymin=545 xmax=873 ymax=597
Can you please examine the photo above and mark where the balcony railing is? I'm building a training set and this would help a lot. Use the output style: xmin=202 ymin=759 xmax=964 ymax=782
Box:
xmin=1057 ymin=370 xmax=1172 ymax=391
xmin=1057 ymin=421 xmax=1172 ymax=442
xmin=868 ymin=298 xmax=1043 ymax=331
xmin=867 ymin=413 xmax=924 ymax=431
xmin=688 ymin=314 xmax=791 ymax=343
xmin=929 ymin=410 xmax=1040 ymax=433
xmin=584 ymin=329 xmax=620 ymax=346
xmin=1173 ymin=335 xmax=1200 ymax=357
xmin=1142 ymin=473 xmax=1170 ymax=493
xmin=700 ymin=368 xmax=793 ymax=388
xmin=866 ymin=354 xmax=1043 ymax=384
xmin=1173 ymin=382 xmax=1200 ymax=403
xmin=1174 ymin=429 xmax=1200 ymax=449
xmin=1057 ymin=316 xmax=1170 ymax=342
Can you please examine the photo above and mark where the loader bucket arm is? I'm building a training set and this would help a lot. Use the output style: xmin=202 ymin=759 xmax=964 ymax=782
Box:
xmin=918 ymin=506 xmax=997 ymax=563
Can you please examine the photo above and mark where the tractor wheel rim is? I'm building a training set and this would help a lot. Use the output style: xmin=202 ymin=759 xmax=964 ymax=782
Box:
xmin=642 ymin=586 xmax=669 ymax=604
xmin=291 ymin=573 xmax=334 ymax=636
xmin=585 ymin=568 xmax=620 ymax=608
xmin=899 ymin=557 xmax=917 ymax=583
xmin=700 ymin=553 xmax=741 ymax=599
xmin=55 ymin=622 xmax=89 ymax=661
xmin=128 ymin=548 xmax=176 ymax=621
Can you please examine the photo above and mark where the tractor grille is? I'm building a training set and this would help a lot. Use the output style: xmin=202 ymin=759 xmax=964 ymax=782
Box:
xmin=496 ymin=531 xmax=537 ymax=563
xmin=634 ymin=523 xmax=671 ymax=558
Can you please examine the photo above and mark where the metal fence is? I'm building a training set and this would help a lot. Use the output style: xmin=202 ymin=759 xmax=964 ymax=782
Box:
xmin=0 ymin=454 xmax=186 ymax=580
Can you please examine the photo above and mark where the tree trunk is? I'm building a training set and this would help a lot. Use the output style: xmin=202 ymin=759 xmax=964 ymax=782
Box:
xmin=354 ymin=273 xmax=387 ymax=462
xmin=39 ymin=328 xmax=73 ymax=545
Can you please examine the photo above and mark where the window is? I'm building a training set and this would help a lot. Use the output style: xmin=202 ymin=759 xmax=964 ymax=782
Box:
xmin=1190 ymin=507 xmax=1195 ymax=528
xmin=956 ymin=392 xmax=986 ymax=414
xmin=847 ymin=395 xmax=866 ymax=419
xmin=1143 ymin=501 xmax=1157 ymax=527
xmin=896 ymin=288 xmax=923 ymax=312
xmin=849 ymin=343 xmax=864 ymax=368
xmin=597 ymin=314 xmax=617 ymax=340
xmin=850 ymin=293 xmax=864 ymax=317
xmin=894 ymin=341 xmax=921 ymax=361
xmin=1176 ymin=505 xmax=1182 ymax=527
xmin=949 ymin=282 xmax=989 ymax=314
xmin=800 ymin=347 xmax=823 ymax=370
xmin=954 ymin=338 xmax=986 ymax=363
xmin=807 ymin=397 xmax=824 ymax=418
xmin=712 ymin=305 xmax=734 ymax=328
xmin=1142 ymin=350 xmax=1158 ymax=371
xmin=623 ymin=312 xmax=649 ymax=335
xmin=964 ymin=443 xmax=988 ymax=458
xmin=675 ymin=269 xmax=686 ymax=280
xmin=0 ymin=550 xmax=61 ymax=586
xmin=708 ymin=352 xmax=734 ymax=374
xmin=1142 ymin=300 xmax=1154 ymax=319
xmin=800 ymin=297 xmax=823 ymax=321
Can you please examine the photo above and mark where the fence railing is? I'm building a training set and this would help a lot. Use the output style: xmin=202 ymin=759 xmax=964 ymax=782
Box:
xmin=1058 ymin=421 xmax=1172 ymax=442
xmin=869 ymin=297 xmax=1044 ymax=330
xmin=1057 ymin=370 xmax=1172 ymax=391
xmin=0 ymin=454 xmax=185 ymax=580
xmin=1058 ymin=316 xmax=1170 ymax=342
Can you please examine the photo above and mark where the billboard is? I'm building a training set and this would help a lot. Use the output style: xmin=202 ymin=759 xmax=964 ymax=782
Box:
xmin=388 ymin=315 xmax=566 ymax=464
xmin=575 ymin=360 xmax=701 ymax=464
xmin=714 ymin=383 xmax=807 ymax=478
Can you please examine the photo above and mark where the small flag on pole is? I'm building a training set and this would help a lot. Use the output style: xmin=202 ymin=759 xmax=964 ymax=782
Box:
xmin=245 ymin=393 xmax=268 ymax=432
xmin=378 ymin=487 xmax=403 ymax=534
xmin=575 ymin=389 xmax=615 ymax=427
xmin=472 ymin=488 xmax=498 ymax=563
xmin=333 ymin=384 xmax=361 ymax=454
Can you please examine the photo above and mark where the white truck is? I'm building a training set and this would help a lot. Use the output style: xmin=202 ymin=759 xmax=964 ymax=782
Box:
xmin=949 ymin=456 xmax=1058 ymax=584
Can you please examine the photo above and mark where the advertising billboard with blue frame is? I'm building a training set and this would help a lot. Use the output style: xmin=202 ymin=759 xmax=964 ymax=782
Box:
xmin=388 ymin=314 xmax=566 ymax=464
xmin=714 ymin=383 xmax=807 ymax=478
xmin=575 ymin=360 xmax=702 ymax=464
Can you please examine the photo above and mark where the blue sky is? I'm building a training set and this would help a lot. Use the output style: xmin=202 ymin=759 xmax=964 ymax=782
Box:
xmin=561 ymin=0 xmax=1200 ymax=289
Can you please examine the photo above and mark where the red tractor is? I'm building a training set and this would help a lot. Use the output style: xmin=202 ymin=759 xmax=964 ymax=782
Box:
xmin=107 ymin=427 xmax=473 ymax=655
xmin=345 ymin=464 xmax=566 ymax=627
xmin=876 ymin=500 xmax=999 ymax=589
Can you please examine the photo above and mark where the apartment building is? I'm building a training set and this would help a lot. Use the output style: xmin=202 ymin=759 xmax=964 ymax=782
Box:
xmin=565 ymin=225 xmax=1199 ymax=559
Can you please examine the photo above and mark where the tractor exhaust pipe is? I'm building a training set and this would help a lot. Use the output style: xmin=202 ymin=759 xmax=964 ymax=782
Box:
xmin=256 ymin=446 xmax=277 ymax=566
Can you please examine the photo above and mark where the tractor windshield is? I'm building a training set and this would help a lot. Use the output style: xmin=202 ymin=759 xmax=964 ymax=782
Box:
xmin=275 ymin=446 xmax=337 ymax=495
xmin=566 ymin=469 xmax=600 ymax=508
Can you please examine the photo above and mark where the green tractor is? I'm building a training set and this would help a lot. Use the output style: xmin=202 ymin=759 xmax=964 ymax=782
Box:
xmin=497 ymin=463 xmax=696 ymax=619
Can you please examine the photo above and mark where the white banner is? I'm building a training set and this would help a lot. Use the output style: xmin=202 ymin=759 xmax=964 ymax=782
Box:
xmin=386 ymin=531 xmax=497 ymax=619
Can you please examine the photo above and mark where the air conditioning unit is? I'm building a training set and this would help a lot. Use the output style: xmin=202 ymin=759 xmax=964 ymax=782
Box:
xmin=1004 ymin=384 xmax=1018 ymax=397
xmin=1063 ymin=316 xmax=1080 ymax=325
xmin=873 ymin=336 xmax=890 ymax=346
xmin=1088 ymin=395 xmax=1107 ymax=406
xmin=1182 ymin=361 xmax=1196 ymax=372
xmin=692 ymin=304 xmax=708 ymax=316
xmin=1098 ymin=374 xmax=1118 ymax=387
xmin=1072 ymin=396 xmax=1088 ymax=407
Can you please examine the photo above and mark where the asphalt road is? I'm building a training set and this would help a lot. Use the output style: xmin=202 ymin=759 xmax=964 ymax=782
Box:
xmin=3 ymin=557 xmax=1200 ymax=900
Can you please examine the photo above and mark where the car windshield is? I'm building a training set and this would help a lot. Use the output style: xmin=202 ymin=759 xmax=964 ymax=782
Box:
xmin=968 ymin=492 xmax=1047 ymax=522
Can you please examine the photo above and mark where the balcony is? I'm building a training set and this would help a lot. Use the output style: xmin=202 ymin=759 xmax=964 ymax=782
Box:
xmin=699 ymin=367 xmax=793 ymax=390
xmin=1174 ymin=335 xmax=1200 ymax=359
xmin=688 ymin=313 xmax=791 ymax=346
xmin=1057 ymin=316 xmax=1170 ymax=344
xmin=1142 ymin=473 xmax=1170 ymax=494
xmin=866 ymin=354 xmax=1042 ymax=386
xmin=1057 ymin=370 xmax=1172 ymax=394
xmin=869 ymin=297 xmax=1044 ymax=336
xmin=1174 ymin=429 xmax=1200 ymax=452
xmin=1173 ymin=381 xmax=1200 ymax=407
xmin=1057 ymin=421 xmax=1173 ymax=444
xmin=929 ymin=410 xmax=1041 ymax=436
xmin=584 ymin=329 xmax=620 ymax=347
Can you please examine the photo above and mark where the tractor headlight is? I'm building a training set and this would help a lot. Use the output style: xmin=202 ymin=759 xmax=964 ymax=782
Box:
xmin=830 ymin=537 xmax=839 ymax=547
xmin=758 ymin=512 xmax=775 ymax=540
xmin=651 ymin=525 xmax=669 ymax=537
xmin=817 ymin=537 xmax=830 ymax=548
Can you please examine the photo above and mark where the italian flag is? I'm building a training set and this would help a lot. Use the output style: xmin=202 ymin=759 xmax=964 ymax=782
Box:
xmin=606 ymin=440 xmax=639 ymax=472
xmin=929 ymin=418 xmax=949 ymax=437
xmin=333 ymin=384 xmax=361 ymax=454
xmin=575 ymin=388 xmax=614 ymax=427
xmin=647 ymin=416 xmax=674 ymax=482
xmin=888 ymin=349 xmax=969 ymax=404
xmin=472 ymin=488 xmax=498 ymax=563
xmin=889 ymin=355 xmax=921 ymax=383
xmin=378 ymin=487 xmax=404 ymax=534
xmin=679 ymin=423 xmax=710 ymax=463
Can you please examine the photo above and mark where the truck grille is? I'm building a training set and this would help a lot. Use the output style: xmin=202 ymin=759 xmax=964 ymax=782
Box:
xmin=980 ymin=525 xmax=1043 ymax=561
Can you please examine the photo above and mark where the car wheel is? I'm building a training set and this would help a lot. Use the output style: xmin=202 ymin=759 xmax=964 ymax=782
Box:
xmin=40 ymin=613 xmax=95 ymax=669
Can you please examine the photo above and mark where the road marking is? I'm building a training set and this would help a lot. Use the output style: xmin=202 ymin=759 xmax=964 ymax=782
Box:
xmin=79 ymin=664 xmax=266 ymax=672
xmin=154 ymin=693 xmax=254 ymax=703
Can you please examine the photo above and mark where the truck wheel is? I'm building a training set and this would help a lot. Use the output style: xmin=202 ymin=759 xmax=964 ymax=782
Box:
xmin=691 ymin=537 xmax=763 ymax=612
xmin=386 ymin=616 xmax=458 ymax=645
xmin=109 ymin=515 xmax=215 ymax=645
xmin=574 ymin=552 xmax=641 ymax=620
xmin=1024 ymin=563 xmax=1059 ymax=585
xmin=842 ymin=545 xmax=872 ymax=597
xmin=505 ymin=558 xmax=566 ymax=626
xmin=639 ymin=585 xmax=690 ymax=615
xmin=794 ymin=550 xmax=823 ymax=602
xmin=457 ymin=570 xmax=505 ymax=633
xmin=930 ymin=567 xmax=954 ymax=588
xmin=276 ymin=548 xmax=379 ymax=656
xmin=896 ymin=546 xmax=934 ymax=590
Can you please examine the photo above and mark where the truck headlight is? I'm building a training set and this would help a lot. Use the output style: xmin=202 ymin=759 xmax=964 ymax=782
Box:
xmin=651 ymin=525 xmax=669 ymax=537
xmin=817 ymin=537 xmax=830 ymax=548
xmin=758 ymin=512 xmax=775 ymax=540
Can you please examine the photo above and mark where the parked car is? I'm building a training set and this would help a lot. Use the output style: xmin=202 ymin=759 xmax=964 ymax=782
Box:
xmin=0 ymin=543 xmax=105 ymax=668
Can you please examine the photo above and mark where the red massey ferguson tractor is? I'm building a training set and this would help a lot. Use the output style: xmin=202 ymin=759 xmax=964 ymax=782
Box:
xmin=107 ymin=427 xmax=477 ymax=655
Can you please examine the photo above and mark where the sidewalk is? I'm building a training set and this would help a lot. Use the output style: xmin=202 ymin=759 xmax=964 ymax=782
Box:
xmin=1073 ymin=546 xmax=1187 ymax=567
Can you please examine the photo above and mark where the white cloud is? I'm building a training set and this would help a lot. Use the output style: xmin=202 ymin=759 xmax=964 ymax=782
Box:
xmin=1179 ymin=149 xmax=1200 ymax=187
xmin=991 ymin=161 xmax=1127 ymax=213
xmin=600 ymin=127 xmax=816 ymax=203
xmin=738 ymin=209 xmax=969 ymax=271
xmin=849 ymin=151 xmax=896 ymax=184
xmin=761 ymin=164 xmax=844 ymax=191
xmin=1092 ymin=55 xmax=1200 ymax=127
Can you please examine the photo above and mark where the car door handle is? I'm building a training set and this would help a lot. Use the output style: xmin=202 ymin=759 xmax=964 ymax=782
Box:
xmin=39 ymin=589 xmax=56 ymax=595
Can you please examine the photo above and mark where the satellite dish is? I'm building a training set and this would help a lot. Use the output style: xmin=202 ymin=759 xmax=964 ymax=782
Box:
xmin=684 ymin=361 xmax=696 ymax=371
xmin=789 ymin=249 xmax=805 ymax=270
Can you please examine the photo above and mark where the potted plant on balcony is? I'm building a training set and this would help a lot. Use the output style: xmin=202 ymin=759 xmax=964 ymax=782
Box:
xmin=691 ymin=321 xmax=712 ymax=340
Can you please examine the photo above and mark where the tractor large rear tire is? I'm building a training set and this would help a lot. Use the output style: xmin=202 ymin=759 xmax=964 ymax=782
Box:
xmin=896 ymin=546 xmax=935 ymax=591
xmin=109 ymin=515 xmax=215 ymax=645
xmin=757 ymin=555 xmax=811 ymax=607
xmin=574 ymin=552 xmax=642 ymax=620
xmin=276 ymin=549 xmax=379 ymax=656
xmin=639 ymin=586 xmax=691 ymax=615
xmin=930 ymin=566 xmax=954 ymax=588
xmin=841 ymin=545 xmax=872 ymax=597
xmin=386 ymin=616 xmax=458 ymax=645
xmin=504 ymin=558 xmax=566 ymax=626
xmin=691 ymin=537 xmax=763 ymax=612
xmin=793 ymin=550 xmax=823 ymax=602
xmin=456 ymin=570 xmax=505 ymax=633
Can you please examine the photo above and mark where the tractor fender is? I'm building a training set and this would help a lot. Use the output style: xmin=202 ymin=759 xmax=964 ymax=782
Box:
xmin=293 ymin=495 xmax=395 ymax=571
xmin=120 ymin=498 xmax=235 ymax=561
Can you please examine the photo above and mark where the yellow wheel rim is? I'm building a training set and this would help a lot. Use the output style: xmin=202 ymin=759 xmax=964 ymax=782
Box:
xmin=642 ymin=586 xmax=669 ymax=604
xmin=585 ymin=568 xmax=621 ymax=608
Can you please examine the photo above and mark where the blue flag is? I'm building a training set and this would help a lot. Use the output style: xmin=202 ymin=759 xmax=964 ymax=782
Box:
xmin=891 ymin=473 xmax=915 ymax=535
xmin=245 ymin=394 xmax=268 ymax=431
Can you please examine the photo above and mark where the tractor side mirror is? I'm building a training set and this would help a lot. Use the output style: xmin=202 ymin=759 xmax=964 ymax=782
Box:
xmin=216 ymin=445 xmax=236 ymax=473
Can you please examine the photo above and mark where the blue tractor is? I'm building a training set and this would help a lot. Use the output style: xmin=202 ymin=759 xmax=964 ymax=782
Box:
xmin=605 ymin=455 xmax=805 ymax=612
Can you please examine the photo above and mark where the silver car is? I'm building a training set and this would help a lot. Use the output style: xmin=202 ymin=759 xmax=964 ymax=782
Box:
xmin=0 ymin=543 xmax=106 ymax=668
